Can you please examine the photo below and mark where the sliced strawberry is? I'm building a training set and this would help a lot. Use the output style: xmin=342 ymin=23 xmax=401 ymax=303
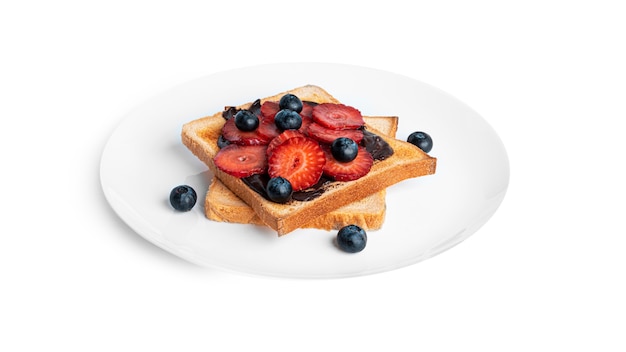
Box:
xmin=268 ymin=137 xmax=326 ymax=191
xmin=300 ymin=101 xmax=317 ymax=118
xmin=266 ymin=129 xmax=305 ymax=158
xmin=214 ymin=144 xmax=268 ymax=178
xmin=312 ymin=103 xmax=364 ymax=130
xmin=256 ymin=117 xmax=280 ymax=140
xmin=260 ymin=101 xmax=280 ymax=121
xmin=221 ymin=117 xmax=271 ymax=146
xmin=298 ymin=115 xmax=313 ymax=135
xmin=307 ymin=122 xmax=364 ymax=144
xmin=323 ymin=145 xmax=373 ymax=181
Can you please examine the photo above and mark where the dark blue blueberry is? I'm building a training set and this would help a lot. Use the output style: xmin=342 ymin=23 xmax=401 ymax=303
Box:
xmin=266 ymin=177 xmax=293 ymax=203
xmin=278 ymin=93 xmax=303 ymax=113
xmin=337 ymin=225 xmax=367 ymax=253
xmin=169 ymin=185 xmax=197 ymax=211
xmin=274 ymin=109 xmax=302 ymax=130
xmin=234 ymin=110 xmax=259 ymax=131
xmin=331 ymin=137 xmax=358 ymax=162
xmin=217 ymin=134 xmax=230 ymax=149
xmin=407 ymin=131 xmax=433 ymax=153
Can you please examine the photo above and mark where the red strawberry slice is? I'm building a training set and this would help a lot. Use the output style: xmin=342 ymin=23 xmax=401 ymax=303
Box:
xmin=268 ymin=137 xmax=326 ymax=191
xmin=307 ymin=122 xmax=364 ymax=144
xmin=266 ymin=129 xmax=305 ymax=158
xmin=323 ymin=145 xmax=373 ymax=181
xmin=221 ymin=117 xmax=272 ymax=146
xmin=256 ymin=117 xmax=280 ymax=140
xmin=298 ymin=115 xmax=313 ymax=135
xmin=312 ymin=103 xmax=365 ymax=130
xmin=260 ymin=101 xmax=280 ymax=121
xmin=214 ymin=144 xmax=268 ymax=178
xmin=300 ymin=101 xmax=317 ymax=118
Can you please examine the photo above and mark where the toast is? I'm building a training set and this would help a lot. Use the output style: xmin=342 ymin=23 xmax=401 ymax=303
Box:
xmin=205 ymin=116 xmax=399 ymax=230
xmin=182 ymin=85 xmax=436 ymax=235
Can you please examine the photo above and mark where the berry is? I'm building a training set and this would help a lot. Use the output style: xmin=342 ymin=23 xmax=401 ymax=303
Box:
xmin=274 ymin=109 xmax=303 ymax=130
xmin=169 ymin=185 xmax=197 ymax=212
xmin=407 ymin=131 xmax=433 ymax=153
xmin=234 ymin=110 xmax=259 ymax=131
xmin=256 ymin=117 xmax=281 ymax=140
xmin=266 ymin=176 xmax=293 ymax=203
xmin=337 ymin=225 xmax=367 ymax=253
xmin=260 ymin=101 xmax=280 ymax=121
xmin=312 ymin=103 xmax=364 ymax=130
xmin=307 ymin=122 xmax=364 ymax=144
xmin=279 ymin=93 xmax=303 ymax=113
xmin=300 ymin=101 xmax=317 ymax=118
xmin=214 ymin=144 xmax=268 ymax=178
xmin=268 ymin=137 xmax=326 ymax=191
xmin=266 ymin=130 xmax=305 ymax=158
xmin=331 ymin=137 xmax=359 ymax=162
xmin=221 ymin=118 xmax=271 ymax=145
xmin=217 ymin=134 xmax=230 ymax=149
xmin=323 ymin=145 xmax=373 ymax=181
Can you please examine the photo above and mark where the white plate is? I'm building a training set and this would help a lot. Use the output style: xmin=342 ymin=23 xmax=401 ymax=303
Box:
xmin=100 ymin=63 xmax=509 ymax=279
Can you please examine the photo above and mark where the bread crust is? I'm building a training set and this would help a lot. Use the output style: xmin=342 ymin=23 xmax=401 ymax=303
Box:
xmin=181 ymin=85 xmax=436 ymax=235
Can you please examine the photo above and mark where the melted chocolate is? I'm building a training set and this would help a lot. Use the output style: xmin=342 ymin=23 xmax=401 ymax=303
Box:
xmin=362 ymin=130 xmax=394 ymax=160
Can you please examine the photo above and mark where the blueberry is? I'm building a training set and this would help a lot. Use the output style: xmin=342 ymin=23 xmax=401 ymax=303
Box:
xmin=407 ymin=131 xmax=433 ymax=153
xmin=331 ymin=137 xmax=358 ymax=162
xmin=169 ymin=185 xmax=197 ymax=211
xmin=274 ymin=109 xmax=302 ymax=130
xmin=337 ymin=225 xmax=367 ymax=253
xmin=266 ymin=177 xmax=293 ymax=203
xmin=217 ymin=134 xmax=230 ymax=148
xmin=234 ymin=110 xmax=259 ymax=131
xmin=278 ymin=93 xmax=303 ymax=113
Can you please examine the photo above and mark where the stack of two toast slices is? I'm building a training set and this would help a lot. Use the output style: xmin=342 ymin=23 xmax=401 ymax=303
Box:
xmin=181 ymin=85 xmax=437 ymax=236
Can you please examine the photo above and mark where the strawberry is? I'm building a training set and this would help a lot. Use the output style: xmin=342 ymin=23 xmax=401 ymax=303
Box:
xmin=298 ymin=115 xmax=313 ymax=135
xmin=312 ymin=103 xmax=364 ymax=130
xmin=307 ymin=122 xmax=364 ymax=144
xmin=268 ymin=137 xmax=326 ymax=191
xmin=256 ymin=117 xmax=280 ymax=140
xmin=323 ymin=145 xmax=373 ymax=181
xmin=300 ymin=101 xmax=317 ymax=118
xmin=260 ymin=101 xmax=280 ymax=121
xmin=214 ymin=144 xmax=268 ymax=178
xmin=266 ymin=129 xmax=305 ymax=158
xmin=221 ymin=117 xmax=272 ymax=145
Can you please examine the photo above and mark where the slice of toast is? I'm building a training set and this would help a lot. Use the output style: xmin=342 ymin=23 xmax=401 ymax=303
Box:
xmin=182 ymin=85 xmax=436 ymax=235
xmin=205 ymin=116 xmax=399 ymax=231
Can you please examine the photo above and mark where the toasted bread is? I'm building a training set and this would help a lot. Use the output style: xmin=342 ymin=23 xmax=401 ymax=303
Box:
xmin=182 ymin=85 xmax=436 ymax=235
xmin=205 ymin=116 xmax=399 ymax=230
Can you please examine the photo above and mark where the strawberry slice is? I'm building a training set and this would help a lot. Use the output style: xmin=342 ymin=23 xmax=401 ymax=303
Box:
xmin=256 ymin=117 xmax=280 ymax=140
xmin=268 ymin=137 xmax=326 ymax=191
xmin=300 ymin=101 xmax=317 ymax=118
xmin=260 ymin=101 xmax=280 ymax=121
xmin=266 ymin=129 xmax=305 ymax=158
xmin=312 ymin=103 xmax=364 ymax=130
xmin=214 ymin=144 xmax=268 ymax=178
xmin=323 ymin=145 xmax=373 ymax=181
xmin=221 ymin=117 xmax=272 ymax=146
xmin=307 ymin=122 xmax=364 ymax=144
xmin=298 ymin=115 xmax=313 ymax=135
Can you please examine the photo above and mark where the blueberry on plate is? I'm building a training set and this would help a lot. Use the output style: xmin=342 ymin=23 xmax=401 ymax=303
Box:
xmin=337 ymin=225 xmax=367 ymax=253
xmin=234 ymin=110 xmax=259 ymax=131
xmin=278 ymin=93 xmax=303 ymax=113
xmin=169 ymin=185 xmax=197 ymax=211
xmin=331 ymin=137 xmax=358 ymax=162
xmin=274 ymin=109 xmax=302 ymax=130
xmin=407 ymin=131 xmax=433 ymax=153
xmin=266 ymin=176 xmax=293 ymax=203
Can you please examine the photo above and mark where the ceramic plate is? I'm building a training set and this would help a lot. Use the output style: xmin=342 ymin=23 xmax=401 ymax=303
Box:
xmin=100 ymin=63 xmax=509 ymax=278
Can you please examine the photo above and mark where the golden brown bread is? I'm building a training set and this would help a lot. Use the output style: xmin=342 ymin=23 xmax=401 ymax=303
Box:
xmin=205 ymin=116 xmax=399 ymax=231
xmin=181 ymin=85 xmax=436 ymax=235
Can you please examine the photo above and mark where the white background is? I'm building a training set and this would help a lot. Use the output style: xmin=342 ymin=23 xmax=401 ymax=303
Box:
xmin=2 ymin=0 xmax=624 ymax=351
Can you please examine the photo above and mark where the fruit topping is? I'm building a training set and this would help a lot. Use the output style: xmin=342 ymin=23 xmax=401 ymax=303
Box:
xmin=279 ymin=93 xmax=303 ymax=113
xmin=323 ymin=145 xmax=373 ymax=181
xmin=266 ymin=129 xmax=305 ymax=158
xmin=260 ymin=101 xmax=280 ymax=121
xmin=256 ymin=117 xmax=281 ymax=140
xmin=214 ymin=144 xmax=268 ymax=177
xmin=221 ymin=117 xmax=272 ymax=145
xmin=300 ymin=101 xmax=317 ymax=118
xmin=274 ymin=109 xmax=303 ymax=130
xmin=169 ymin=185 xmax=197 ymax=212
xmin=407 ymin=131 xmax=433 ymax=153
xmin=234 ymin=110 xmax=259 ymax=131
xmin=268 ymin=137 xmax=326 ymax=191
xmin=306 ymin=122 xmax=364 ymax=144
xmin=330 ymin=137 xmax=359 ymax=162
xmin=336 ymin=224 xmax=367 ymax=253
xmin=266 ymin=176 xmax=293 ymax=203
xmin=312 ymin=103 xmax=364 ymax=130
